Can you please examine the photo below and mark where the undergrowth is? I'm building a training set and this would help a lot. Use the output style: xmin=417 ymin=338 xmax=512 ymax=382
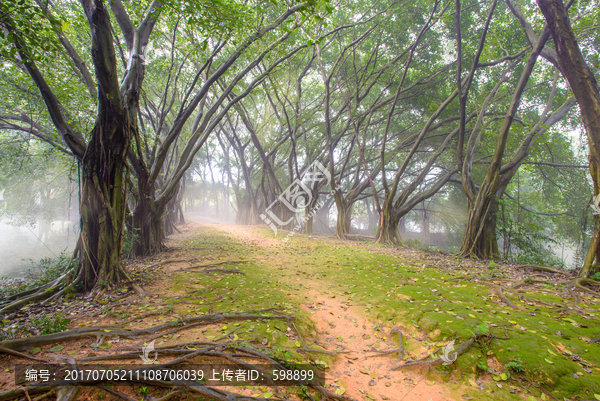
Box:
xmin=0 ymin=250 xmax=77 ymax=301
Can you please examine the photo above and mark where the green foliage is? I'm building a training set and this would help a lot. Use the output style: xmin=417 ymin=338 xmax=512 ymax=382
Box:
xmin=30 ymin=313 xmax=70 ymax=335
xmin=267 ymin=346 xmax=296 ymax=362
xmin=504 ymin=358 xmax=525 ymax=373
xmin=497 ymin=197 xmax=567 ymax=269
xmin=0 ymin=251 xmax=76 ymax=300
xmin=139 ymin=387 xmax=150 ymax=396
xmin=122 ymin=226 xmax=140 ymax=255
xmin=296 ymin=384 xmax=311 ymax=400
xmin=474 ymin=323 xmax=488 ymax=336
xmin=0 ymin=0 xmax=62 ymax=62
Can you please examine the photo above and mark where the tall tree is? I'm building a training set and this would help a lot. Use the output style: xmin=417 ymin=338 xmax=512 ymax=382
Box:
xmin=0 ymin=0 xmax=158 ymax=291
xmin=537 ymin=0 xmax=600 ymax=276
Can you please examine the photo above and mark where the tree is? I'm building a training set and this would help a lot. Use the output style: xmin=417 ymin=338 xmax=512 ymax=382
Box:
xmin=0 ymin=0 xmax=316 ymax=296
xmin=537 ymin=0 xmax=600 ymax=276
xmin=1 ymin=0 xmax=158 ymax=292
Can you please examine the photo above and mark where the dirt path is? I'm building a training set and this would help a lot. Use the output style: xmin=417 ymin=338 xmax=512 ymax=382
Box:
xmin=200 ymin=222 xmax=458 ymax=401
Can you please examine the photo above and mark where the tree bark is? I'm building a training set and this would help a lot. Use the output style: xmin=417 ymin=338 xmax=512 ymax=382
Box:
xmin=376 ymin=207 xmax=403 ymax=246
xmin=76 ymin=0 xmax=132 ymax=291
xmin=460 ymin=187 xmax=500 ymax=259
xmin=537 ymin=0 xmax=600 ymax=275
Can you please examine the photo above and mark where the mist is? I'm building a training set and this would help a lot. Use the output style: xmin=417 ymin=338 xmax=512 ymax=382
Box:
xmin=0 ymin=218 xmax=78 ymax=278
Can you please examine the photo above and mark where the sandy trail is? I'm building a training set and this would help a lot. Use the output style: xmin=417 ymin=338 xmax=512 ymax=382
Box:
xmin=199 ymin=222 xmax=457 ymax=401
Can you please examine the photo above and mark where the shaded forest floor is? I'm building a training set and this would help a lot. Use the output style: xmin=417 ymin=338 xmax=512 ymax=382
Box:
xmin=1 ymin=222 xmax=600 ymax=401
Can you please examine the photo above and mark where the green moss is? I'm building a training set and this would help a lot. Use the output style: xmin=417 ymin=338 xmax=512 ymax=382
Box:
xmin=168 ymin=227 xmax=600 ymax=400
xmin=254 ymin=234 xmax=600 ymax=400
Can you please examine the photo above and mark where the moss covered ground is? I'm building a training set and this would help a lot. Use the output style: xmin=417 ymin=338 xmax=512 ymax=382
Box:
xmin=187 ymin=224 xmax=600 ymax=400
xmin=3 ymin=223 xmax=599 ymax=401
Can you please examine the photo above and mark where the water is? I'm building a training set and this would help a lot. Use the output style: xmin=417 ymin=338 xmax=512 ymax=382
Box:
xmin=0 ymin=219 xmax=78 ymax=278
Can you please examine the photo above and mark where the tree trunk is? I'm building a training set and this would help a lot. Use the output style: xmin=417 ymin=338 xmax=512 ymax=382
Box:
xmin=334 ymin=200 xmax=352 ymax=238
xmin=460 ymin=187 xmax=500 ymax=259
xmin=376 ymin=207 xmax=403 ymax=246
xmin=302 ymin=203 xmax=315 ymax=234
xmin=314 ymin=198 xmax=332 ymax=234
xmin=537 ymin=0 xmax=600 ymax=275
xmin=77 ymin=123 xmax=130 ymax=291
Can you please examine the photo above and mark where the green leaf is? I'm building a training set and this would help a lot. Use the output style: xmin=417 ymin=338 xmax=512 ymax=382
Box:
xmin=49 ymin=345 xmax=64 ymax=352
xmin=31 ymin=348 xmax=41 ymax=354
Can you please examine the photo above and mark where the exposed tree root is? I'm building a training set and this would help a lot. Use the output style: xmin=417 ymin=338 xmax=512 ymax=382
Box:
xmin=567 ymin=288 xmax=580 ymax=306
xmin=55 ymin=386 xmax=78 ymax=401
xmin=298 ymin=347 xmax=339 ymax=355
xmin=572 ymin=277 xmax=600 ymax=296
xmin=507 ymin=290 xmax=562 ymax=308
xmin=187 ymin=260 xmax=249 ymax=269
xmin=150 ymin=389 xmax=182 ymax=401
xmin=391 ymin=335 xmax=476 ymax=371
xmin=344 ymin=233 xmax=376 ymax=241
xmin=146 ymin=258 xmax=189 ymax=268
xmin=366 ymin=327 xmax=404 ymax=361
xmin=0 ymin=304 xmax=356 ymax=401
xmin=0 ymin=274 xmax=71 ymax=316
xmin=0 ymin=386 xmax=55 ymax=401
xmin=0 ymin=325 xmax=121 ymax=351
xmin=180 ymin=268 xmax=245 ymax=275
xmin=0 ymin=311 xmax=292 ymax=353
xmin=132 ymin=284 xmax=147 ymax=297
xmin=512 ymin=264 xmax=567 ymax=275
xmin=0 ymin=345 xmax=49 ymax=363
xmin=100 ymin=386 xmax=135 ymax=401
xmin=494 ymin=285 xmax=521 ymax=310
xmin=30 ymin=389 xmax=56 ymax=401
